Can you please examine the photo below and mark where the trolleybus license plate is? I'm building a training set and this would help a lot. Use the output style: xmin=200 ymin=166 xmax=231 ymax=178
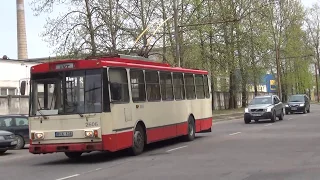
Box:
xmin=55 ymin=131 xmax=73 ymax=137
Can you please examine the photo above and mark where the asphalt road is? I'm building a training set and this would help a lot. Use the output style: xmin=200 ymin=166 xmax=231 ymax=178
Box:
xmin=1 ymin=105 xmax=320 ymax=180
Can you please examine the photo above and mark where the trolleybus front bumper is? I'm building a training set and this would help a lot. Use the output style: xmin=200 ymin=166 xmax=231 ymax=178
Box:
xmin=29 ymin=142 xmax=103 ymax=154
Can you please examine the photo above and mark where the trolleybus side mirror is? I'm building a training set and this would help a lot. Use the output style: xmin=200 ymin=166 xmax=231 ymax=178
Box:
xmin=20 ymin=81 xmax=26 ymax=95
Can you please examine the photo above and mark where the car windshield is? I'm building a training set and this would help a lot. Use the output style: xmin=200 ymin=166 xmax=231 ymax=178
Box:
xmin=249 ymin=97 xmax=272 ymax=105
xmin=289 ymin=95 xmax=304 ymax=102
xmin=29 ymin=69 xmax=103 ymax=116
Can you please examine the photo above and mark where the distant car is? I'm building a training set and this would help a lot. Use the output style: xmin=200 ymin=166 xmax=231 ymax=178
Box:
xmin=0 ymin=130 xmax=17 ymax=154
xmin=0 ymin=114 xmax=29 ymax=149
xmin=244 ymin=95 xmax=284 ymax=124
xmin=285 ymin=94 xmax=310 ymax=114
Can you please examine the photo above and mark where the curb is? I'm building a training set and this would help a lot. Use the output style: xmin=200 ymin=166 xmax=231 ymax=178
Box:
xmin=213 ymin=115 xmax=243 ymax=122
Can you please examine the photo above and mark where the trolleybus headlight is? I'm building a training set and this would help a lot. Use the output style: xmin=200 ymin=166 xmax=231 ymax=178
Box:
xmin=85 ymin=130 xmax=94 ymax=137
xmin=32 ymin=132 xmax=44 ymax=140
xmin=85 ymin=130 xmax=99 ymax=138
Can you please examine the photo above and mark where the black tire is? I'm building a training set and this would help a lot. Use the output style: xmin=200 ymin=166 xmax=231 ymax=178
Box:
xmin=244 ymin=117 xmax=251 ymax=124
xmin=0 ymin=150 xmax=6 ymax=155
xmin=65 ymin=152 xmax=82 ymax=159
xmin=270 ymin=111 xmax=276 ymax=122
xmin=279 ymin=110 xmax=284 ymax=120
xmin=130 ymin=124 xmax=145 ymax=156
xmin=183 ymin=117 xmax=195 ymax=141
xmin=14 ymin=135 xmax=25 ymax=150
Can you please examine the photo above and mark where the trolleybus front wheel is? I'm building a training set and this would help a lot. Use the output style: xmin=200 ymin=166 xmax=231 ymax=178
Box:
xmin=130 ymin=124 xmax=145 ymax=156
xmin=65 ymin=152 xmax=83 ymax=159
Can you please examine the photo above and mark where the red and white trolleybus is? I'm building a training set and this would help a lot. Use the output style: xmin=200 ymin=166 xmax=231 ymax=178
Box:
xmin=28 ymin=54 xmax=212 ymax=158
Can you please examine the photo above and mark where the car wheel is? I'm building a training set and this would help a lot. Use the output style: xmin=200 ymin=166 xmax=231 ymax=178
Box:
xmin=0 ymin=150 xmax=6 ymax=155
xmin=244 ymin=117 xmax=251 ymax=124
xmin=270 ymin=111 xmax=276 ymax=122
xmin=279 ymin=110 xmax=284 ymax=120
xmin=14 ymin=135 xmax=25 ymax=150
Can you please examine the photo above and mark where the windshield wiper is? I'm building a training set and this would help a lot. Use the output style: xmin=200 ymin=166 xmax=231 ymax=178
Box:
xmin=37 ymin=110 xmax=48 ymax=119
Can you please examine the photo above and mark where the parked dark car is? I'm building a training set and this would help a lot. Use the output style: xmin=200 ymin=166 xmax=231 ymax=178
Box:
xmin=285 ymin=94 xmax=310 ymax=114
xmin=244 ymin=95 xmax=284 ymax=124
xmin=0 ymin=130 xmax=17 ymax=154
xmin=0 ymin=114 xmax=29 ymax=149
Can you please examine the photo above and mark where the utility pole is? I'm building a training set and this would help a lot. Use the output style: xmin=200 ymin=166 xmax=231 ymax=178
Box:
xmin=315 ymin=63 xmax=319 ymax=102
xmin=173 ymin=0 xmax=181 ymax=67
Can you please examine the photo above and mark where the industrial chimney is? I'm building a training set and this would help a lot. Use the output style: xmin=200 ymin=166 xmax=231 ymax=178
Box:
xmin=16 ymin=0 xmax=28 ymax=60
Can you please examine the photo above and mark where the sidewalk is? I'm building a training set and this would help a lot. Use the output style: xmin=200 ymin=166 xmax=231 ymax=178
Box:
xmin=213 ymin=108 xmax=244 ymax=122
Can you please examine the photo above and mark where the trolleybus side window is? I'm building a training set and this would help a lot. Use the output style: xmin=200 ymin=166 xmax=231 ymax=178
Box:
xmin=204 ymin=75 xmax=210 ymax=98
xmin=160 ymin=71 xmax=173 ymax=101
xmin=173 ymin=73 xmax=185 ymax=100
xmin=195 ymin=74 xmax=205 ymax=99
xmin=184 ymin=73 xmax=196 ymax=99
xmin=145 ymin=70 xmax=161 ymax=101
xmin=108 ymin=68 xmax=129 ymax=103
xmin=130 ymin=69 xmax=146 ymax=102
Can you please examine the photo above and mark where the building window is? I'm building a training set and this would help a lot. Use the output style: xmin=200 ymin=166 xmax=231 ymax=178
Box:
xmin=8 ymin=88 xmax=16 ymax=95
xmin=0 ymin=88 xmax=16 ymax=96
xmin=0 ymin=89 xmax=7 ymax=96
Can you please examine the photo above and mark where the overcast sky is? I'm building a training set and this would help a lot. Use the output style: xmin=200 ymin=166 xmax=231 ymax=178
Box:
xmin=0 ymin=0 xmax=319 ymax=59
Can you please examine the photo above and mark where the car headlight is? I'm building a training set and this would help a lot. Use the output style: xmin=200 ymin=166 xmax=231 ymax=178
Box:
xmin=244 ymin=108 xmax=249 ymax=113
xmin=299 ymin=104 xmax=304 ymax=107
xmin=32 ymin=132 xmax=44 ymax=140
xmin=285 ymin=105 xmax=289 ymax=107
xmin=266 ymin=107 xmax=272 ymax=112
xmin=84 ymin=130 xmax=99 ymax=138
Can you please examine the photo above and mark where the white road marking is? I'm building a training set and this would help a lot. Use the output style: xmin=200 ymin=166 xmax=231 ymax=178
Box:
xmin=264 ymin=124 xmax=273 ymax=127
xmin=84 ymin=168 xmax=102 ymax=174
xmin=229 ymin=132 xmax=242 ymax=136
xmin=302 ymin=114 xmax=307 ymax=116
xmin=288 ymin=118 xmax=293 ymax=120
xmin=166 ymin=145 xmax=188 ymax=152
xmin=56 ymin=174 xmax=80 ymax=180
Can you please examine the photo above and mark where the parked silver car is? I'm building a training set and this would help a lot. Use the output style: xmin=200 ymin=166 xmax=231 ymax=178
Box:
xmin=0 ymin=130 xmax=17 ymax=154
xmin=244 ymin=95 xmax=284 ymax=124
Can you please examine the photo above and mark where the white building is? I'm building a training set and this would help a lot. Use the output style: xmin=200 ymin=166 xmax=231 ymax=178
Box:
xmin=0 ymin=59 xmax=39 ymax=96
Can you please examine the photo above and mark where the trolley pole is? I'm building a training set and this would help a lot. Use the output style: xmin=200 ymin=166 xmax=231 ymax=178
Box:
xmin=173 ymin=0 xmax=181 ymax=67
